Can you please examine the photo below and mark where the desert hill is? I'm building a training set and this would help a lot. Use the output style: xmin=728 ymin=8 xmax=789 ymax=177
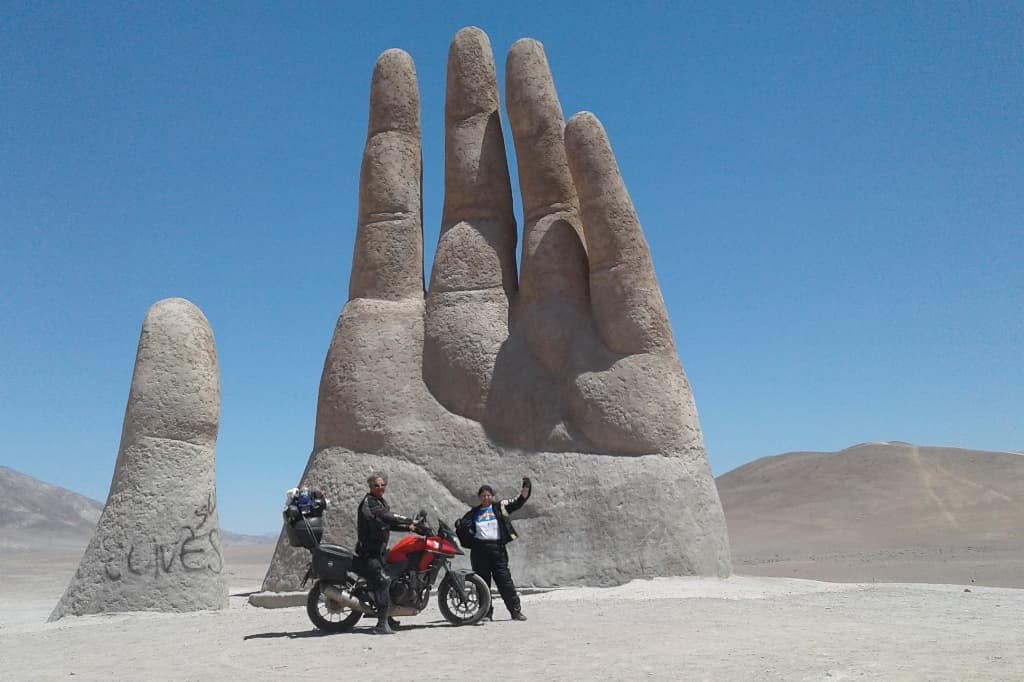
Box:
xmin=717 ymin=442 xmax=1024 ymax=587
xmin=0 ymin=466 xmax=103 ymax=549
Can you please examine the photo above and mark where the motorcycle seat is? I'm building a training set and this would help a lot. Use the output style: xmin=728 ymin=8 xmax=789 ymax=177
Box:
xmin=315 ymin=543 xmax=355 ymax=564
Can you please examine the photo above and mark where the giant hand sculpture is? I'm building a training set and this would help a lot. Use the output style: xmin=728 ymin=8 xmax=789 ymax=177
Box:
xmin=263 ymin=28 xmax=730 ymax=589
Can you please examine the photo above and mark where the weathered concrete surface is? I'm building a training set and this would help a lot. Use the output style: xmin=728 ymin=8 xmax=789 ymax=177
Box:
xmin=51 ymin=298 xmax=227 ymax=619
xmin=266 ymin=27 xmax=730 ymax=590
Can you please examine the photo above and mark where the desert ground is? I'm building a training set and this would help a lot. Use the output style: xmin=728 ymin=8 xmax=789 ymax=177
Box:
xmin=2 ymin=543 xmax=1023 ymax=681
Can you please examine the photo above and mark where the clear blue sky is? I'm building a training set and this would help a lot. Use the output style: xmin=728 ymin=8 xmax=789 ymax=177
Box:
xmin=2 ymin=2 xmax=1021 ymax=534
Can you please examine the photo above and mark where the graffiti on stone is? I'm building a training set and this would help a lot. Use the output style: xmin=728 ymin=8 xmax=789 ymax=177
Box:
xmin=103 ymin=492 xmax=223 ymax=580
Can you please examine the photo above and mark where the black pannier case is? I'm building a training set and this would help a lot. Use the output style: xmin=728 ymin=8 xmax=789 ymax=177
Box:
xmin=313 ymin=544 xmax=355 ymax=580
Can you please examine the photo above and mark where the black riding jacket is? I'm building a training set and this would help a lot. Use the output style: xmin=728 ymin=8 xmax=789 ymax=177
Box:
xmin=458 ymin=490 xmax=530 ymax=547
xmin=356 ymin=493 xmax=411 ymax=558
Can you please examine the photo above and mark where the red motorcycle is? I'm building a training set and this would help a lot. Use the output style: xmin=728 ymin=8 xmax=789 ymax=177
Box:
xmin=283 ymin=491 xmax=491 ymax=632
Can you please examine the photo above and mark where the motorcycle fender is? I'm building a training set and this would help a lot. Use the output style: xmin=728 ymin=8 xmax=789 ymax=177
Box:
xmin=444 ymin=568 xmax=473 ymax=602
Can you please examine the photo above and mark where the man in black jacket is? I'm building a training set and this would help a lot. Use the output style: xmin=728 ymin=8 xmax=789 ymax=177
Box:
xmin=356 ymin=473 xmax=416 ymax=635
xmin=458 ymin=477 xmax=532 ymax=621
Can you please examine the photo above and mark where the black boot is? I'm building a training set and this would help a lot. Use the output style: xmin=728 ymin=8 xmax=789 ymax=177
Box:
xmin=510 ymin=610 xmax=527 ymax=621
xmin=388 ymin=617 xmax=401 ymax=630
xmin=372 ymin=579 xmax=394 ymax=634
xmin=372 ymin=613 xmax=395 ymax=635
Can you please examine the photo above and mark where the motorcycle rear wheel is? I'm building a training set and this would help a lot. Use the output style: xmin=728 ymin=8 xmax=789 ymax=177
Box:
xmin=306 ymin=580 xmax=362 ymax=633
xmin=438 ymin=573 xmax=491 ymax=626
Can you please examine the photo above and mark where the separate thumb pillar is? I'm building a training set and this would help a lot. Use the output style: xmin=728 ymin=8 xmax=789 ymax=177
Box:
xmin=50 ymin=298 xmax=227 ymax=620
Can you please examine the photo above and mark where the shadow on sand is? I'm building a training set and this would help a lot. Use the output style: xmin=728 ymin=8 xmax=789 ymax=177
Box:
xmin=243 ymin=619 xmax=467 ymax=640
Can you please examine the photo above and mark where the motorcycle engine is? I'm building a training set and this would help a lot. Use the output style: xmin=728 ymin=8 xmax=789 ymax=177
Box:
xmin=390 ymin=578 xmax=413 ymax=606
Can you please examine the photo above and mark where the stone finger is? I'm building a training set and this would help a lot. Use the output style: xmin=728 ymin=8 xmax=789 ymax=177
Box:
xmin=505 ymin=38 xmax=587 ymax=306
xmin=51 ymin=298 xmax=225 ymax=620
xmin=424 ymin=28 xmax=515 ymax=422
xmin=350 ymin=49 xmax=424 ymax=301
xmin=430 ymin=26 xmax=517 ymax=297
xmin=565 ymin=111 xmax=675 ymax=354
xmin=118 ymin=298 xmax=220 ymax=450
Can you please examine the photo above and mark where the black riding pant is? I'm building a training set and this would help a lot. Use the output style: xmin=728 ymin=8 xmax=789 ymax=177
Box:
xmin=470 ymin=542 xmax=521 ymax=614
xmin=357 ymin=550 xmax=391 ymax=616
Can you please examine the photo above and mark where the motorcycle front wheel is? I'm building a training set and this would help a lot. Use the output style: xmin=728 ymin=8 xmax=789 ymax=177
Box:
xmin=306 ymin=580 xmax=362 ymax=633
xmin=437 ymin=573 xmax=491 ymax=626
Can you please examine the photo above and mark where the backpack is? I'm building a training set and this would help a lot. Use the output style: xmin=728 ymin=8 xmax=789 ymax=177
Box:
xmin=454 ymin=514 xmax=475 ymax=549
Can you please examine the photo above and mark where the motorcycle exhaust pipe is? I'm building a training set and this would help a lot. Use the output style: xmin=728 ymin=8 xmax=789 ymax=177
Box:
xmin=322 ymin=585 xmax=372 ymax=614
xmin=320 ymin=585 xmax=420 ymax=617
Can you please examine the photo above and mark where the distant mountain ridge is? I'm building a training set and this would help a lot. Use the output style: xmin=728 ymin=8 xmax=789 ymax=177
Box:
xmin=0 ymin=466 xmax=274 ymax=549
xmin=718 ymin=442 xmax=1024 ymax=550
xmin=0 ymin=466 xmax=103 ymax=548
xmin=716 ymin=442 xmax=1024 ymax=586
